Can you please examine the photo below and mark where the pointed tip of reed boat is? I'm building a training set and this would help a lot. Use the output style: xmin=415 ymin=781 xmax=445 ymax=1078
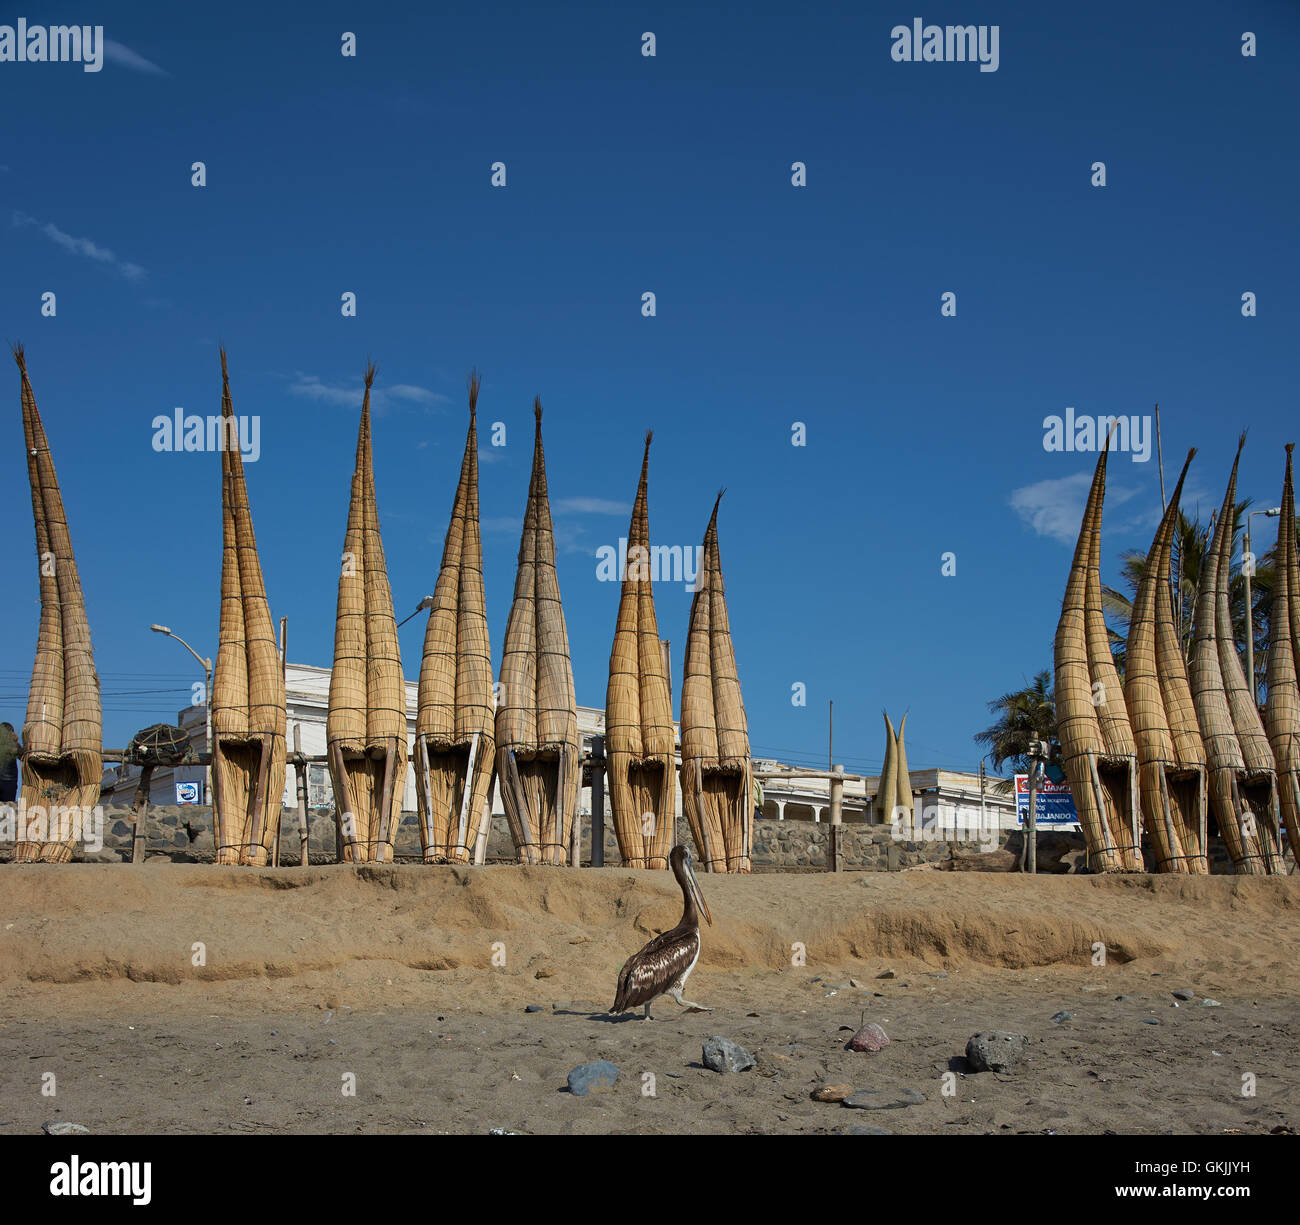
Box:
xmin=12 ymin=341 xmax=26 ymax=372
xmin=644 ymin=429 xmax=654 ymax=450
xmin=467 ymin=369 xmax=481 ymax=417
xmin=534 ymin=395 xmax=542 ymax=424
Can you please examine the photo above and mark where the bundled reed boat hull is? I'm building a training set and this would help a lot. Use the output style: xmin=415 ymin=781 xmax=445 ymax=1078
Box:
xmin=1190 ymin=437 xmax=1285 ymax=873
xmin=1053 ymin=444 xmax=1142 ymax=871
xmin=495 ymin=400 xmax=578 ymax=865
xmin=681 ymin=495 xmax=751 ymax=872
xmin=1264 ymin=445 xmax=1300 ymax=865
xmin=327 ymin=366 xmax=408 ymax=863
xmin=211 ymin=352 xmax=286 ymax=865
xmin=416 ymin=376 xmax=495 ymax=863
xmin=606 ymin=433 xmax=675 ymax=869
xmin=1125 ymin=451 xmax=1209 ymax=873
xmin=15 ymin=346 xmax=102 ymax=863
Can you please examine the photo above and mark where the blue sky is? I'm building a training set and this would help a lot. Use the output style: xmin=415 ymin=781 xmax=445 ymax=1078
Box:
xmin=2 ymin=1 xmax=1297 ymax=777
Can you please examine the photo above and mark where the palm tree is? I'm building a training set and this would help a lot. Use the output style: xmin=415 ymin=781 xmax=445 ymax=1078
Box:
xmin=974 ymin=669 xmax=1061 ymax=776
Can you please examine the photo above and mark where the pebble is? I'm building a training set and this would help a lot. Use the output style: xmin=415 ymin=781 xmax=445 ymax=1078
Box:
xmin=843 ymin=1088 xmax=926 ymax=1110
xmin=1141 ymin=1018 xmax=1160 ymax=1025
xmin=567 ymin=1060 xmax=620 ymax=1096
xmin=1115 ymin=995 xmax=1132 ymax=1002
xmin=42 ymin=1122 xmax=89 ymax=1136
xmin=1173 ymin=989 xmax=1196 ymax=1001
xmin=876 ymin=970 xmax=896 ymax=980
xmin=847 ymin=1023 xmax=890 ymax=1053
xmin=966 ymin=1031 xmax=1028 ymax=1073
xmin=811 ymin=1083 xmax=853 ymax=1102
xmin=524 ymin=1005 xmax=542 ymax=1013
xmin=702 ymin=1036 xmax=756 ymax=1074
xmin=1051 ymin=1011 xmax=1073 ymax=1024
xmin=1201 ymin=999 xmax=1222 ymax=1008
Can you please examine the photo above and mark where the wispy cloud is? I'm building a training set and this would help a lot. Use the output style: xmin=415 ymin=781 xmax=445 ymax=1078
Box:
xmin=12 ymin=211 xmax=146 ymax=281
xmin=553 ymin=496 xmax=630 ymax=516
xmin=104 ymin=40 xmax=168 ymax=76
xmin=288 ymin=372 xmax=446 ymax=414
xmin=1009 ymin=471 xmax=1139 ymax=544
xmin=482 ymin=515 xmax=522 ymax=534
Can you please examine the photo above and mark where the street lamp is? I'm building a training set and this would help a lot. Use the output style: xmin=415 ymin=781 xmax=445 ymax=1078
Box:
xmin=1243 ymin=508 xmax=1281 ymax=708
xmin=396 ymin=595 xmax=435 ymax=628
xmin=150 ymin=624 xmax=213 ymax=802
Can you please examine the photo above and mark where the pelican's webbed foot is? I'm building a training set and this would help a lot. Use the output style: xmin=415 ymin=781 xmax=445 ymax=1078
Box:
xmin=669 ymin=987 xmax=712 ymax=1012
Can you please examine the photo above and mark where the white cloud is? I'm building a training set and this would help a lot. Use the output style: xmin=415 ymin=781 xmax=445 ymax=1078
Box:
xmin=553 ymin=496 xmax=630 ymax=516
xmin=12 ymin=211 xmax=145 ymax=281
xmin=289 ymin=372 xmax=444 ymax=414
xmin=104 ymin=40 xmax=168 ymax=76
xmin=1009 ymin=471 xmax=1139 ymax=544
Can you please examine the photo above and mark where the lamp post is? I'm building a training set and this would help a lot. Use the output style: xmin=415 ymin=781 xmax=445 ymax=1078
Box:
xmin=150 ymin=624 xmax=212 ymax=803
xmin=396 ymin=595 xmax=435 ymax=629
xmin=1243 ymin=508 xmax=1281 ymax=708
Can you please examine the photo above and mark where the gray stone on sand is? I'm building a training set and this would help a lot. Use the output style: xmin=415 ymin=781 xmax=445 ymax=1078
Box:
xmin=1201 ymin=998 xmax=1221 ymax=1008
xmin=965 ymin=1031 xmax=1028 ymax=1073
xmin=567 ymin=1060 xmax=619 ymax=1096
xmin=843 ymin=1088 xmax=925 ymax=1110
xmin=702 ymin=1035 xmax=755 ymax=1073
xmin=1173 ymin=989 xmax=1196 ymax=1001
xmin=42 ymin=1122 xmax=89 ymax=1136
xmin=1051 ymin=1011 xmax=1073 ymax=1024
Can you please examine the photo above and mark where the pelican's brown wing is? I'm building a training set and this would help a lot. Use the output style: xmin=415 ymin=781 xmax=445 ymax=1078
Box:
xmin=611 ymin=926 xmax=699 ymax=1012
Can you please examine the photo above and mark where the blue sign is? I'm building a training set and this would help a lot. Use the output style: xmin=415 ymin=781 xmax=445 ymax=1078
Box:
xmin=1014 ymin=775 xmax=1079 ymax=828
xmin=175 ymin=781 xmax=201 ymax=805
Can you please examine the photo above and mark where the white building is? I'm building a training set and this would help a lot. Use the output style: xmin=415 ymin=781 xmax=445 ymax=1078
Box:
xmin=100 ymin=663 xmax=1017 ymax=833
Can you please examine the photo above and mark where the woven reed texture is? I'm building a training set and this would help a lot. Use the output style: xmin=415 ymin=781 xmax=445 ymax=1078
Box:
xmin=605 ymin=433 xmax=675 ymax=869
xmin=680 ymin=494 xmax=751 ymax=872
xmin=210 ymin=351 xmax=287 ymax=866
xmin=15 ymin=347 xmax=102 ymax=863
xmin=876 ymin=713 xmax=898 ymax=823
xmin=1053 ymin=445 xmax=1141 ymax=871
xmin=1264 ymin=444 xmax=1300 ymax=864
xmin=1190 ymin=438 xmax=1283 ymax=873
xmin=326 ymin=367 xmax=408 ymax=863
xmin=415 ymin=376 xmax=495 ymax=862
xmin=495 ymin=399 xmax=578 ymax=865
xmin=1125 ymin=451 xmax=1208 ymax=873
xmin=894 ymin=712 xmax=913 ymax=815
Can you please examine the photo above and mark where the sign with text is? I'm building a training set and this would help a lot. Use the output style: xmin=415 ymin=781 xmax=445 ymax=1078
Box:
xmin=1014 ymin=774 xmax=1079 ymax=829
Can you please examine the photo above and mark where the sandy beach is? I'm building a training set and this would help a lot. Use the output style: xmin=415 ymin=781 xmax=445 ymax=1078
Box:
xmin=0 ymin=865 xmax=1296 ymax=1135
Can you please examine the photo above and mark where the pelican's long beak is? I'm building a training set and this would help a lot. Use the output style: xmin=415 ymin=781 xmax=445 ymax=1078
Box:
xmin=688 ymin=861 xmax=712 ymax=926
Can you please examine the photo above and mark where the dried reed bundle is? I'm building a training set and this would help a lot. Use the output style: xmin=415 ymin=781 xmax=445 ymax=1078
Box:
xmin=415 ymin=375 xmax=495 ymax=863
xmin=1125 ymin=451 xmax=1208 ymax=873
xmin=210 ymin=351 xmax=286 ymax=866
xmin=326 ymin=365 xmax=408 ymax=863
xmin=1190 ymin=437 xmax=1285 ymax=873
xmin=494 ymin=399 xmax=578 ymax=864
xmin=680 ymin=493 xmax=751 ymax=872
xmin=14 ymin=346 xmax=101 ymax=863
xmin=1264 ymin=445 xmax=1300 ymax=864
xmin=1053 ymin=442 xmax=1142 ymax=871
xmin=605 ymin=432 xmax=675 ymax=869
xmin=873 ymin=712 xmax=913 ymax=825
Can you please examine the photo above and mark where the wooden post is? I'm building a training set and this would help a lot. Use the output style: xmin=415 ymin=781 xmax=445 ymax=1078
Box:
xmin=130 ymin=764 xmax=154 ymax=864
xmin=293 ymin=724 xmax=309 ymax=867
xmin=590 ymin=735 xmax=606 ymax=868
xmin=474 ymin=774 xmax=493 ymax=865
xmin=829 ymin=762 xmax=844 ymax=872
xmin=1026 ymin=758 xmax=1039 ymax=874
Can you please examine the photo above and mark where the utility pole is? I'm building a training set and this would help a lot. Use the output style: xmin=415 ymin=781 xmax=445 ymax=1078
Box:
xmin=1025 ymin=739 xmax=1047 ymax=874
xmin=590 ymin=734 xmax=606 ymax=868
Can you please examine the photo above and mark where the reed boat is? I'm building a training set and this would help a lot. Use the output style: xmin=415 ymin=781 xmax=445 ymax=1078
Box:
xmin=1264 ymin=444 xmax=1300 ymax=865
xmin=873 ymin=711 xmax=914 ymax=826
xmin=1124 ymin=451 xmax=1208 ymax=873
xmin=605 ymin=432 xmax=675 ymax=869
xmin=14 ymin=345 xmax=101 ymax=863
xmin=1053 ymin=441 xmax=1142 ymax=871
xmin=1190 ymin=437 xmax=1285 ymax=873
xmin=414 ymin=376 xmax=495 ymax=863
xmin=210 ymin=351 xmax=286 ymax=866
xmin=680 ymin=494 xmax=751 ymax=872
xmin=494 ymin=399 xmax=578 ymax=865
xmin=326 ymin=364 xmax=408 ymax=863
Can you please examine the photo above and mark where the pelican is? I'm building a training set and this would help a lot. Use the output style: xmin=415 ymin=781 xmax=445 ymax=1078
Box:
xmin=611 ymin=844 xmax=713 ymax=1020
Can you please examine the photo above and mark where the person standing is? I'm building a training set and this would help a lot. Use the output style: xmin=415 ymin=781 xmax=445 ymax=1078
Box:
xmin=0 ymin=722 xmax=20 ymax=803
